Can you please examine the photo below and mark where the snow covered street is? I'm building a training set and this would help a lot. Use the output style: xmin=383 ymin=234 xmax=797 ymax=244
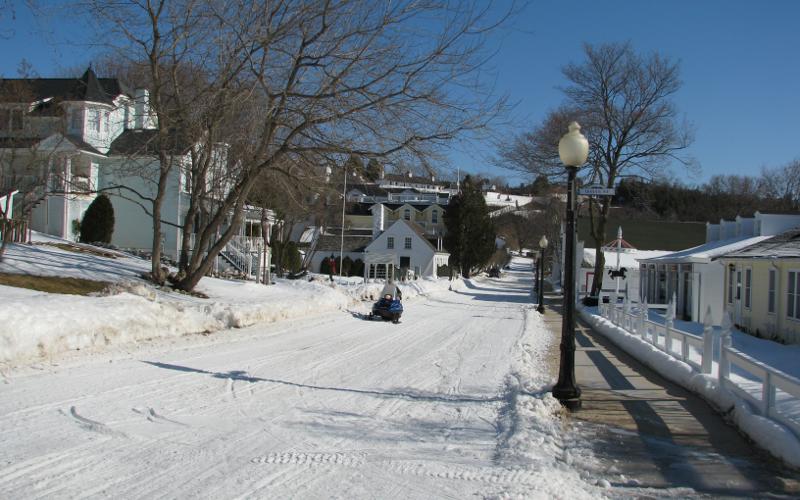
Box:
xmin=0 ymin=260 xmax=606 ymax=499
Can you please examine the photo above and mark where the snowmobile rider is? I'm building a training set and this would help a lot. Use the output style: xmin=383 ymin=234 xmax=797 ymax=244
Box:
xmin=380 ymin=279 xmax=402 ymax=301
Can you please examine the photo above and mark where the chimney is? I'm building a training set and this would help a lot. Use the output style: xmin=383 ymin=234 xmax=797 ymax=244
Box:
xmin=371 ymin=204 xmax=386 ymax=239
xmin=134 ymin=89 xmax=156 ymax=129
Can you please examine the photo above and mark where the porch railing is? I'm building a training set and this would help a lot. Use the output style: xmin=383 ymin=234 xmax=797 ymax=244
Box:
xmin=598 ymin=295 xmax=800 ymax=439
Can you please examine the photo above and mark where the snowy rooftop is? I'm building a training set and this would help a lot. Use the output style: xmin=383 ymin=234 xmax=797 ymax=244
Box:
xmin=582 ymin=248 xmax=671 ymax=269
xmin=636 ymin=235 xmax=772 ymax=264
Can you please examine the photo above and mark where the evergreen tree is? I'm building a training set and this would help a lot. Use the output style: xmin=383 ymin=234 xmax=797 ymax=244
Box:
xmin=365 ymin=158 xmax=383 ymax=181
xmin=443 ymin=176 xmax=496 ymax=278
xmin=79 ymin=194 xmax=115 ymax=244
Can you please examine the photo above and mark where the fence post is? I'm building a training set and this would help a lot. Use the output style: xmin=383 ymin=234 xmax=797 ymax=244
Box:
xmin=762 ymin=372 xmax=774 ymax=417
xmin=664 ymin=294 xmax=675 ymax=354
xmin=623 ymin=296 xmax=632 ymax=332
xmin=701 ymin=305 xmax=714 ymax=374
xmin=640 ymin=298 xmax=648 ymax=341
xmin=719 ymin=311 xmax=733 ymax=384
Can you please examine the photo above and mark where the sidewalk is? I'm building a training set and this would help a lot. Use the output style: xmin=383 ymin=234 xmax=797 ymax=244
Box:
xmin=539 ymin=292 xmax=800 ymax=496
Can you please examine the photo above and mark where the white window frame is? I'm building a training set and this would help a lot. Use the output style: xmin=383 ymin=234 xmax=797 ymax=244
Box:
xmin=403 ymin=209 xmax=411 ymax=221
xmin=90 ymin=109 xmax=101 ymax=132
xmin=788 ymin=270 xmax=800 ymax=321
xmin=404 ymin=237 xmax=412 ymax=250
xmin=387 ymin=236 xmax=394 ymax=249
xmin=768 ymin=268 xmax=776 ymax=315
xmin=727 ymin=265 xmax=735 ymax=304
xmin=744 ymin=267 xmax=752 ymax=309
xmin=431 ymin=210 xmax=438 ymax=224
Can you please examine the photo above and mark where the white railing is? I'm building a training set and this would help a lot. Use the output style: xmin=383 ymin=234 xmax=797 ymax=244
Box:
xmin=221 ymin=235 xmax=264 ymax=278
xmin=189 ymin=233 xmax=265 ymax=280
xmin=599 ymin=294 xmax=800 ymax=439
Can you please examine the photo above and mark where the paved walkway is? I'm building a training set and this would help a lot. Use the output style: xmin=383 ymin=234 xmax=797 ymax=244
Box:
xmin=539 ymin=292 xmax=800 ymax=498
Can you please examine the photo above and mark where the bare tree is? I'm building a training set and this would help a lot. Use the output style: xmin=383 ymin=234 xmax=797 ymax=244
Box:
xmin=0 ymin=77 xmax=73 ymax=260
xmin=77 ymin=0 xmax=513 ymax=291
xmin=498 ymin=42 xmax=694 ymax=296
xmin=761 ymin=159 xmax=800 ymax=212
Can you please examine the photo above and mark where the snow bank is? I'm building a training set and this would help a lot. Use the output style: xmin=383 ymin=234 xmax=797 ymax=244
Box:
xmin=580 ymin=307 xmax=800 ymax=468
xmin=485 ymin=304 xmax=604 ymax=498
xmin=0 ymin=239 xmax=459 ymax=367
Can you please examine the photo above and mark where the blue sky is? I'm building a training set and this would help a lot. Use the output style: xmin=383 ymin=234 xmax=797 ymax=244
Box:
xmin=2 ymin=0 xmax=799 ymax=187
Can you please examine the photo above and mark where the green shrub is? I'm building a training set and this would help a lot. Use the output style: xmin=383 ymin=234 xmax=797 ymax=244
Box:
xmin=79 ymin=194 xmax=115 ymax=244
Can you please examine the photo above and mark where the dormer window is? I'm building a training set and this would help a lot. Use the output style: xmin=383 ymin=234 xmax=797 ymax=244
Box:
xmin=404 ymin=209 xmax=411 ymax=220
xmin=69 ymin=109 xmax=82 ymax=131
xmin=89 ymin=109 xmax=101 ymax=132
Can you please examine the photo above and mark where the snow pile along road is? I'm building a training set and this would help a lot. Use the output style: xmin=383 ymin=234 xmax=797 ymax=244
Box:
xmin=0 ymin=239 xmax=454 ymax=366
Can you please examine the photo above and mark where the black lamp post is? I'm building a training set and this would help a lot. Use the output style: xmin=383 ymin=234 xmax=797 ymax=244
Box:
xmin=552 ymin=122 xmax=589 ymax=410
xmin=537 ymin=235 xmax=548 ymax=314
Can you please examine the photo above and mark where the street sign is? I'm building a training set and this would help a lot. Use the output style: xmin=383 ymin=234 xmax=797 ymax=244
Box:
xmin=578 ymin=184 xmax=616 ymax=196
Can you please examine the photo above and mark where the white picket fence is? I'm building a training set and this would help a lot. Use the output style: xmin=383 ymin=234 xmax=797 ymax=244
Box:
xmin=599 ymin=295 xmax=800 ymax=438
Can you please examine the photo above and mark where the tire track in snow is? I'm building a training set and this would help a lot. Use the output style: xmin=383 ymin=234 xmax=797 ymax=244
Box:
xmin=249 ymin=450 xmax=555 ymax=487
xmin=66 ymin=406 xmax=127 ymax=438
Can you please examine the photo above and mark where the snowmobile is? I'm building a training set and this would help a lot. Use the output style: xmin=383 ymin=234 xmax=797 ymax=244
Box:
xmin=368 ymin=293 xmax=403 ymax=323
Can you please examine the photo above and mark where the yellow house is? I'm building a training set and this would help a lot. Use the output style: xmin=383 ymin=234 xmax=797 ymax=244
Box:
xmin=718 ymin=229 xmax=800 ymax=343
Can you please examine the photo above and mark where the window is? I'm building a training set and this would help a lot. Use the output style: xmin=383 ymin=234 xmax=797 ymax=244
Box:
xmin=404 ymin=237 xmax=412 ymax=249
xmin=431 ymin=210 xmax=438 ymax=224
xmin=404 ymin=209 xmax=411 ymax=220
xmin=89 ymin=109 xmax=101 ymax=132
xmin=387 ymin=237 xmax=394 ymax=249
xmin=104 ymin=111 xmax=110 ymax=133
xmin=70 ymin=109 xmax=82 ymax=131
xmin=727 ymin=265 xmax=735 ymax=304
xmin=744 ymin=268 xmax=751 ymax=308
xmin=657 ymin=265 xmax=666 ymax=303
xmin=768 ymin=269 xmax=776 ymax=314
xmin=789 ymin=271 xmax=800 ymax=320
xmin=736 ymin=270 xmax=742 ymax=300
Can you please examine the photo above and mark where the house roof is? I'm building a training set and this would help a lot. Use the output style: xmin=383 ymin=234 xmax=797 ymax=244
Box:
xmin=0 ymin=68 xmax=130 ymax=105
xmin=381 ymin=173 xmax=446 ymax=186
xmin=637 ymin=235 xmax=772 ymax=265
xmin=720 ymin=228 xmax=800 ymax=259
xmin=583 ymin=248 xmax=671 ymax=269
xmin=315 ymin=234 xmax=372 ymax=253
xmin=0 ymin=137 xmax=42 ymax=149
xmin=347 ymin=183 xmax=389 ymax=197
xmin=0 ymin=134 xmax=103 ymax=155
xmin=109 ymin=129 xmax=192 ymax=156
xmin=382 ymin=202 xmax=441 ymax=212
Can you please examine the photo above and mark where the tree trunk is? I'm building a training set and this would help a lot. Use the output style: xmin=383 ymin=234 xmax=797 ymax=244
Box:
xmin=589 ymin=199 xmax=611 ymax=296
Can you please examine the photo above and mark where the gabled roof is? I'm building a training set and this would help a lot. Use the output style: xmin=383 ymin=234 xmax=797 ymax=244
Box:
xmin=315 ymin=234 xmax=372 ymax=253
xmin=109 ymin=129 xmax=192 ymax=156
xmin=0 ymin=134 xmax=103 ymax=155
xmin=382 ymin=202 xmax=442 ymax=212
xmin=0 ymin=68 xmax=130 ymax=105
xmin=720 ymin=228 xmax=800 ymax=259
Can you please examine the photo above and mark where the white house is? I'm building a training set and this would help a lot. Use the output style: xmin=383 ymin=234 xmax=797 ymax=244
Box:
xmin=0 ymin=68 xmax=272 ymax=279
xmin=638 ymin=212 xmax=800 ymax=325
xmin=363 ymin=219 xmax=449 ymax=279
